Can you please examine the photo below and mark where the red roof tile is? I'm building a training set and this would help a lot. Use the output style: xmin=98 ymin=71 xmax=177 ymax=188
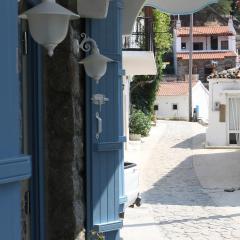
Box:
xmin=177 ymin=26 xmax=234 ymax=36
xmin=157 ymin=81 xmax=198 ymax=96
xmin=177 ymin=51 xmax=237 ymax=60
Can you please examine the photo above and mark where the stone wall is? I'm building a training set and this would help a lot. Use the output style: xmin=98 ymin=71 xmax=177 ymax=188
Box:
xmin=177 ymin=57 xmax=236 ymax=82
xmin=44 ymin=1 xmax=85 ymax=240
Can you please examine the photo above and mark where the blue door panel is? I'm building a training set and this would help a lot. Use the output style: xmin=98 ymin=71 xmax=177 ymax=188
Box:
xmin=86 ymin=0 xmax=124 ymax=239
xmin=0 ymin=183 xmax=21 ymax=239
xmin=0 ymin=1 xmax=19 ymax=158
xmin=0 ymin=1 xmax=32 ymax=239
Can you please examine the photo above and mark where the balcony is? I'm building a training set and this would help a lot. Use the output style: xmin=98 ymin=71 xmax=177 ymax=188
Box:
xmin=122 ymin=17 xmax=154 ymax=52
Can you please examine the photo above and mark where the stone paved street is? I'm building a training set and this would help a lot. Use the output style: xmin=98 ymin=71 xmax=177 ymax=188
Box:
xmin=121 ymin=120 xmax=240 ymax=240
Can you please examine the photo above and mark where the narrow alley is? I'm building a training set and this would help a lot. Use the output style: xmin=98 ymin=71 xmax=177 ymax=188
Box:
xmin=121 ymin=121 xmax=240 ymax=240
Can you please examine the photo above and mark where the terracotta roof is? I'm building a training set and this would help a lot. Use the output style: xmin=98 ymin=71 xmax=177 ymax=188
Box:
xmin=157 ymin=81 xmax=198 ymax=96
xmin=176 ymin=26 xmax=234 ymax=36
xmin=177 ymin=51 xmax=237 ymax=60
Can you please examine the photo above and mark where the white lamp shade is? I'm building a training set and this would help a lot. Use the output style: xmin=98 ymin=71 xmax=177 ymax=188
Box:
xmin=27 ymin=14 xmax=70 ymax=56
xmin=80 ymin=53 xmax=113 ymax=82
xmin=77 ymin=0 xmax=110 ymax=19
xmin=123 ymin=0 xmax=218 ymax=35
xmin=19 ymin=0 xmax=79 ymax=56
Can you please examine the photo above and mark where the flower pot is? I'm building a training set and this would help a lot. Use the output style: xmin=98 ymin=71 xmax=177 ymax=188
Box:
xmin=129 ymin=134 xmax=141 ymax=141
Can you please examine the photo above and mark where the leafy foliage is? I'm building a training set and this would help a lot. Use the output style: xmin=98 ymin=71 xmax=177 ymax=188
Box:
xmin=129 ymin=109 xmax=151 ymax=136
xmin=214 ymin=0 xmax=233 ymax=14
xmin=193 ymin=0 xmax=233 ymax=24
xmin=230 ymin=0 xmax=240 ymax=21
xmin=131 ymin=10 xmax=172 ymax=115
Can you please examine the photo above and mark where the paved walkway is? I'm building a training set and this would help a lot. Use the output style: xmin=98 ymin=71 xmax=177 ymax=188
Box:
xmin=121 ymin=121 xmax=240 ymax=240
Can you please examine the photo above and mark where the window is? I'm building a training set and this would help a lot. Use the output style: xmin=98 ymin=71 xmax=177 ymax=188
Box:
xmin=221 ymin=40 xmax=229 ymax=50
xmin=181 ymin=42 xmax=186 ymax=50
xmin=229 ymin=133 xmax=238 ymax=145
xmin=204 ymin=67 xmax=213 ymax=82
xmin=211 ymin=36 xmax=218 ymax=50
xmin=193 ymin=42 xmax=203 ymax=50
xmin=172 ymin=104 xmax=178 ymax=110
xmin=228 ymin=97 xmax=240 ymax=145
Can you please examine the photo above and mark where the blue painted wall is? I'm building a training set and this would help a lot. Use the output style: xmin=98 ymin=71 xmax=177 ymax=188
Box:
xmin=0 ymin=1 xmax=31 ymax=239
xmin=86 ymin=0 xmax=124 ymax=239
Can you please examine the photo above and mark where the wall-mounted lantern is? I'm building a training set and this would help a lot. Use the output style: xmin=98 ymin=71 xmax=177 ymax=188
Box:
xmin=77 ymin=0 xmax=110 ymax=18
xmin=74 ymin=34 xmax=113 ymax=83
xmin=19 ymin=0 xmax=79 ymax=56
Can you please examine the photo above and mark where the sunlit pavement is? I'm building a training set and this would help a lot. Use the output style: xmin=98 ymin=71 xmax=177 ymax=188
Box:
xmin=121 ymin=120 xmax=240 ymax=240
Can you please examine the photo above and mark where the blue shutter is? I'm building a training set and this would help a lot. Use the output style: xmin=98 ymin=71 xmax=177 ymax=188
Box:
xmin=86 ymin=0 xmax=125 ymax=239
xmin=0 ymin=1 xmax=31 ymax=239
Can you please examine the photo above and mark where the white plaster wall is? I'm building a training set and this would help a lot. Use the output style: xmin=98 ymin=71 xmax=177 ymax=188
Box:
xmin=177 ymin=36 xmax=231 ymax=52
xmin=192 ymin=82 xmax=209 ymax=122
xmin=155 ymin=95 xmax=189 ymax=120
xmin=123 ymin=75 xmax=131 ymax=148
xmin=173 ymin=30 xmax=178 ymax=75
xmin=176 ymin=36 xmax=182 ymax=52
xmin=206 ymin=79 xmax=240 ymax=146
xmin=229 ymin=35 xmax=237 ymax=52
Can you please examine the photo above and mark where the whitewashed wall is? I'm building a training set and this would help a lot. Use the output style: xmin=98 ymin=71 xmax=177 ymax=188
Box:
xmin=123 ymin=75 xmax=131 ymax=148
xmin=206 ymin=79 xmax=240 ymax=146
xmin=155 ymin=95 xmax=189 ymax=120
xmin=155 ymin=82 xmax=209 ymax=121
xmin=176 ymin=35 xmax=233 ymax=52
xmin=192 ymin=81 xmax=209 ymax=122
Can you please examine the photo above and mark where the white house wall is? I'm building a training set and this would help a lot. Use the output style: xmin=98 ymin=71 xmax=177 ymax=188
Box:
xmin=229 ymin=35 xmax=237 ymax=52
xmin=123 ymin=75 xmax=131 ymax=148
xmin=192 ymin=81 xmax=209 ymax=122
xmin=176 ymin=36 xmax=235 ymax=52
xmin=206 ymin=79 xmax=240 ymax=146
xmin=155 ymin=95 xmax=189 ymax=120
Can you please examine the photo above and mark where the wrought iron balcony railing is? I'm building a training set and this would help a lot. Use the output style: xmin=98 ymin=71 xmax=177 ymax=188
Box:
xmin=122 ymin=17 xmax=154 ymax=52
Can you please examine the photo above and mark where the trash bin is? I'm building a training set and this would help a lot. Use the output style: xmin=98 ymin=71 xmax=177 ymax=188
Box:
xmin=124 ymin=162 xmax=141 ymax=208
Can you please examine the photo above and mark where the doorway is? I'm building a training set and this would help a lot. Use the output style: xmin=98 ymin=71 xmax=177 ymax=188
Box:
xmin=228 ymin=97 xmax=240 ymax=145
xmin=211 ymin=36 xmax=218 ymax=50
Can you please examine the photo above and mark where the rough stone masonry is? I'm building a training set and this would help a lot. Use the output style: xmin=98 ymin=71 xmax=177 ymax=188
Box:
xmin=44 ymin=1 xmax=86 ymax=239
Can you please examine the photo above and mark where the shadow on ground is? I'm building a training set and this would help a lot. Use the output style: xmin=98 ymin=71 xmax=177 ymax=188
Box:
xmin=124 ymin=212 xmax=240 ymax=228
xmin=172 ymin=133 xmax=205 ymax=150
xmin=142 ymin=151 xmax=240 ymax=207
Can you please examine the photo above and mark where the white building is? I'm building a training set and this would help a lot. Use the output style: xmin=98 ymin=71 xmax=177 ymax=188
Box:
xmin=155 ymin=80 xmax=209 ymax=122
xmin=173 ymin=18 xmax=237 ymax=83
xmin=206 ymin=68 xmax=240 ymax=146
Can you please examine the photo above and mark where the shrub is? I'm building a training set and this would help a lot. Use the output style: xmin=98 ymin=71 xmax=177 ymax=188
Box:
xmin=129 ymin=109 xmax=151 ymax=137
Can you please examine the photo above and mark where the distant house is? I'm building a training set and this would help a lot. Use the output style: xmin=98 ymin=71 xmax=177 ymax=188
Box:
xmin=173 ymin=18 xmax=237 ymax=85
xmin=155 ymin=80 xmax=209 ymax=122
xmin=207 ymin=68 xmax=240 ymax=146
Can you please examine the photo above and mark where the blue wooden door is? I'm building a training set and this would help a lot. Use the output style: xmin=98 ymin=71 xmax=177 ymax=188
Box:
xmin=86 ymin=0 xmax=125 ymax=239
xmin=0 ymin=1 xmax=31 ymax=239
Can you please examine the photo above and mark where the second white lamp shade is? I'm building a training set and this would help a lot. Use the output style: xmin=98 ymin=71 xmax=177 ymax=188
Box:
xmin=80 ymin=52 xmax=113 ymax=83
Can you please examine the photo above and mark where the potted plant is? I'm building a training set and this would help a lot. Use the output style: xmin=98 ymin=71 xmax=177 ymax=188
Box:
xmin=129 ymin=109 xmax=151 ymax=140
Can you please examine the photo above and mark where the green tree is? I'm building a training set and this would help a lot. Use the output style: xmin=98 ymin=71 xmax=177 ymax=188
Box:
xmin=131 ymin=10 xmax=172 ymax=115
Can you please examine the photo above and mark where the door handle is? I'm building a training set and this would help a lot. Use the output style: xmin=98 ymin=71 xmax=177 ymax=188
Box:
xmin=96 ymin=112 xmax=102 ymax=140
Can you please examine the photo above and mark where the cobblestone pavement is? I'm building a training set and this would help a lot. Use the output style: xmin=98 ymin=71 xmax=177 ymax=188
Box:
xmin=121 ymin=121 xmax=240 ymax=240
